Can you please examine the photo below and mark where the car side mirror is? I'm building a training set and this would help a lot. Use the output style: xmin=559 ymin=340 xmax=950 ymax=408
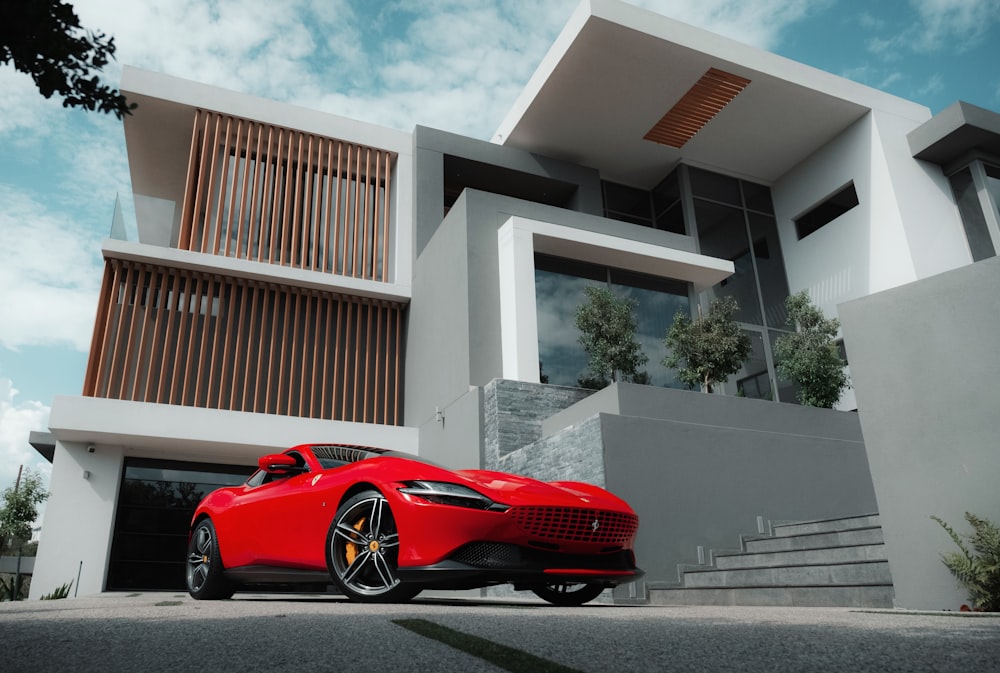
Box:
xmin=259 ymin=453 xmax=300 ymax=474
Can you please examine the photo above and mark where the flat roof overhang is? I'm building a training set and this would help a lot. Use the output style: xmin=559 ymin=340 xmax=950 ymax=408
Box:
xmin=908 ymin=101 xmax=1000 ymax=168
xmin=493 ymin=0 xmax=931 ymax=188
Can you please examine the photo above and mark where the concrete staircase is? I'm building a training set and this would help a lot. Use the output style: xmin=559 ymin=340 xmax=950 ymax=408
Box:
xmin=647 ymin=514 xmax=894 ymax=608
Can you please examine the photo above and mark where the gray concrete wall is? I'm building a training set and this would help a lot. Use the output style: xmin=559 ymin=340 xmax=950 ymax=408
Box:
xmin=839 ymin=255 xmax=1000 ymax=610
xmin=413 ymin=125 xmax=606 ymax=256
xmin=485 ymin=381 xmax=876 ymax=596
xmin=403 ymin=206 xmax=473 ymax=428
xmin=417 ymin=386 xmax=483 ymax=471
xmin=601 ymin=411 xmax=876 ymax=595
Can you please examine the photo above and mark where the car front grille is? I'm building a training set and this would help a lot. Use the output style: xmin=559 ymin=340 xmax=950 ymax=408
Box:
xmin=507 ymin=506 xmax=638 ymax=545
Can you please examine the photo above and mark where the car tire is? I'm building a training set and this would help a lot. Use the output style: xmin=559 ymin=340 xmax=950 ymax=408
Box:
xmin=531 ymin=582 xmax=606 ymax=606
xmin=326 ymin=490 xmax=420 ymax=603
xmin=186 ymin=518 xmax=235 ymax=600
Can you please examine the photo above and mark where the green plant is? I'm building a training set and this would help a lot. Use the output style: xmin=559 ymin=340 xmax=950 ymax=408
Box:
xmin=0 ymin=575 xmax=27 ymax=601
xmin=773 ymin=291 xmax=848 ymax=408
xmin=663 ymin=296 xmax=751 ymax=393
xmin=1 ymin=468 xmax=49 ymax=556
xmin=931 ymin=513 xmax=1000 ymax=611
xmin=575 ymin=286 xmax=648 ymax=387
xmin=39 ymin=580 xmax=73 ymax=600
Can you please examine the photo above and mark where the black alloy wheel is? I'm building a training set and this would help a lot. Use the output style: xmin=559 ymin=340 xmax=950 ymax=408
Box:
xmin=186 ymin=518 xmax=236 ymax=600
xmin=531 ymin=582 xmax=606 ymax=606
xmin=326 ymin=490 xmax=420 ymax=603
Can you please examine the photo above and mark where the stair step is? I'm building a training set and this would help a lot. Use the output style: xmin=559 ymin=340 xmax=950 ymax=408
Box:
xmin=744 ymin=526 xmax=884 ymax=553
xmin=714 ymin=543 xmax=887 ymax=569
xmin=682 ymin=560 xmax=891 ymax=588
xmin=772 ymin=514 xmax=881 ymax=537
xmin=648 ymin=584 xmax=894 ymax=608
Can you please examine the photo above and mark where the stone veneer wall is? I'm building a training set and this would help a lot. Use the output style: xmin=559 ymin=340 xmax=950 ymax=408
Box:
xmin=483 ymin=379 xmax=593 ymax=467
xmin=497 ymin=414 xmax=606 ymax=487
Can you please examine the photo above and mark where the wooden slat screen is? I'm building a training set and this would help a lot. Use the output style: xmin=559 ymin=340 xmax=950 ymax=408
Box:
xmin=82 ymin=259 xmax=404 ymax=425
xmin=178 ymin=110 xmax=395 ymax=281
xmin=644 ymin=68 xmax=751 ymax=148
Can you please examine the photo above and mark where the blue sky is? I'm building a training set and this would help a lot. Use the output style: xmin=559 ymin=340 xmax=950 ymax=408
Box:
xmin=1 ymin=0 xmax=998 ymax=490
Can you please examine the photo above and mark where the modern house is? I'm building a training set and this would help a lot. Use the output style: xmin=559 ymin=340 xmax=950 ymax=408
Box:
xmin=29 ymin=0 xmax=1000 ymax=610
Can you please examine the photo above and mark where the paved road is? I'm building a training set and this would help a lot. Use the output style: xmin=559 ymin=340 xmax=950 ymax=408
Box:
xmin=1 ymin=592 xmax=997 ymax=672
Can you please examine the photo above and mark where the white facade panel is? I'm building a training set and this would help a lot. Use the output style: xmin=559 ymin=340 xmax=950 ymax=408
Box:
xmin=29 ymin=442 xmax=124 ymax=598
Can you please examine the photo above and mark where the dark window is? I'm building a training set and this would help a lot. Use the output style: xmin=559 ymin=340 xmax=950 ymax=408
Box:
xmin=795 ymin=183 xmax=859 ymax=240
xmin=602 ymin=181 xmax=654 ymax=227
xmin=650 ymin=170 xmax=686 ymax=234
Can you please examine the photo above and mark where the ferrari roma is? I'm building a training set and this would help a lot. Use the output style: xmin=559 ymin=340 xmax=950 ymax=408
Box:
xmin=186 ymin=443 xmax=642 ymax=605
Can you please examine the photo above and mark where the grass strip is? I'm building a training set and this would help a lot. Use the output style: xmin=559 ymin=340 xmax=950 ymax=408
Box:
xmin=393 ymin=618 xmax=585 ymax=673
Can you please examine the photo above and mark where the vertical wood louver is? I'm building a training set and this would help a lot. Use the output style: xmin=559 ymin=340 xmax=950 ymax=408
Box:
xmin=644 ymin=68 xmax=751 ymax=148
xmin=178 ymin=110 xmax=395 ymax=281
xmin=82 ymin=259 xmax=404 ymax=425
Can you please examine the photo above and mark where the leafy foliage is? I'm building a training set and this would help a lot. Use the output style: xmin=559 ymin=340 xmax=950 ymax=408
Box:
xmin=663 ymin=296 xmax=751 ymax=393
xmin=773 ymin=292 xmax=849 ymax=408
xmin=0 ymin=1 xmax=135 ymax=117
xmin=39 ymin=580 xmax=74 ymax=601
xmin=0 ymin=575 xmax=27 ymax=601
xmin=0 ymin=469 xmax=48 ymax=556
xmin=931 ymin=513 xmax=1000 ymax=611
xmin=574 ymin=286 xmax=648 ymax=387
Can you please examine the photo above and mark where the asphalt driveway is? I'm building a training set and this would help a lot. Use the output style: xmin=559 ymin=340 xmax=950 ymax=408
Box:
xmin=1 ymin=592 xmax=997 ymax=672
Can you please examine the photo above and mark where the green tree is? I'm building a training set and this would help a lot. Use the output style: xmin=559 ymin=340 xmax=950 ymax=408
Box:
xmin=0 ymin=469 xmax=49 ymax=556
xmin=575 ymin=286 xmax=648 ymax=388
xmin=773 ymin=291 xmax=848 ymax=408
xmin=1 ymin=1 xmax=134 ymax=118
xmin=663 ymin=296 xmax=751 ymax=393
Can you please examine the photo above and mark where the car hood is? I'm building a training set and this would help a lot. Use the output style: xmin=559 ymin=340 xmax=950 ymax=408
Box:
xmin=452 ymin=469 xmax=630 ymax=511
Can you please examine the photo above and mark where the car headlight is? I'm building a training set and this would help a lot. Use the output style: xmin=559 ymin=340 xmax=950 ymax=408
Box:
xmin=398 ymin=481 xmax=508 ymax=511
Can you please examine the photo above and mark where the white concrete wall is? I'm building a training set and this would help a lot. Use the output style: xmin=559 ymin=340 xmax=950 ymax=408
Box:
xmin=29 ymin=441 xmax=124 ymax=598
xmin=869 ymin=108 xmax=970 ymax=280
xmin=774 ymin=111 xmax=970 ymax=322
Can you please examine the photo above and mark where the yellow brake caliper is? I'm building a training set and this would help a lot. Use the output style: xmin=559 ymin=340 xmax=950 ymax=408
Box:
xmin=345 ymin=517 xmax=366 ymax=565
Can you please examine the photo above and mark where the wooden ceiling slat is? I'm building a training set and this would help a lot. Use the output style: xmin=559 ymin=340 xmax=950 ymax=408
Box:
xmin=644 ymin=67 xmax=751 ymax=149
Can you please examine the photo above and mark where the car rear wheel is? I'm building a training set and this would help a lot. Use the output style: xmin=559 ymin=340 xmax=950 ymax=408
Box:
xmin=326 ymin=490 xmax=420 ymax=603
xmin=186 ymin=518 xmax=235 ymax=600
xmin=531 ymin=582 xmax=605 ymax=606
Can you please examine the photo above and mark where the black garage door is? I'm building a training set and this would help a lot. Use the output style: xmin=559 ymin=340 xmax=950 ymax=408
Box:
xmin=107 ymin=458 xmax=252 ymax=591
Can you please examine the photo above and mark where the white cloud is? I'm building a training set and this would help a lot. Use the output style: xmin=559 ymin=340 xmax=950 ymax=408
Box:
xmin=633 ymin=0 xmax=832 ymax=50
xmin=0 ymin=188 xmax=104 ymax=352
xmin=0 ymin=377 xmax=51 ymax=492
xmin=62 ymin=0 xmax=831 ymax=142
xmin=908 ymin=0 xmax=1000 ymax=52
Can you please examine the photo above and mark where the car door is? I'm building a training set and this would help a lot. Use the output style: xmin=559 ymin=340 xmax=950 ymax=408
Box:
xmin=231 ymin=450 xmax=338 ymax=569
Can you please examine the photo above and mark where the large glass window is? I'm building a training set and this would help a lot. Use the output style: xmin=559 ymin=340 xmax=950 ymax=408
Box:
xmin=949 ymin=167 xmax=996 ymax=261
xmin=687 ymin=166 xmax=796 ymax=402
xmin=107 ymin=458 xmax=252 ymax=591
xmin=695 ymin=200 xmax=762 ymax=325
xmin=534 ymin=254 xmax=690 ymax=388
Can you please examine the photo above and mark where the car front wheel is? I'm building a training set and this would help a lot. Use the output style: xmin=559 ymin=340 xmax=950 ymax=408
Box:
xmin=531 ymin=582 xmax=605 ymax=606
xmin=186 ymin=518 xmax=235 ymax=600
xmin=326 ymin=490 xmax=420 ymax=603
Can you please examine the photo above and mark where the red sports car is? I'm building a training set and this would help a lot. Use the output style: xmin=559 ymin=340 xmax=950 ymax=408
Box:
xmin=186 ymin=443 xmax=642 ymax=605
